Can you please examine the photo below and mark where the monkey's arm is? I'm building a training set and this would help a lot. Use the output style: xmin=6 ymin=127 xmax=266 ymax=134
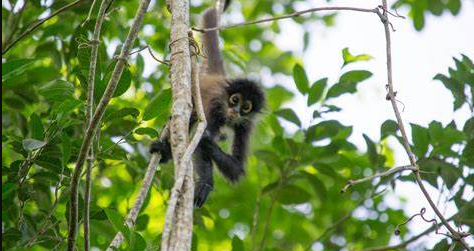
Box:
xmin=200 ymin=125 xmax=250 ymax=182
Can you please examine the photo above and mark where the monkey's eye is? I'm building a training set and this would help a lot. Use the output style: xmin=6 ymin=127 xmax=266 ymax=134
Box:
xmin=229 ymin=93 xmax=241 ymax=105
xmin=242 ymin=101 xmax=252 ymax=113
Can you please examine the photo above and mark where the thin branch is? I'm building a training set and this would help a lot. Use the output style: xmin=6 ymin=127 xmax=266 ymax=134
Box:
xmin=129 ymin=45 xmax=170 ymax=65
xmin=24 ymin=167 xmax=66 ymax=248
xmin=341 ymin=165 xmax=415 ymax=193
xmin=2 ymin=0 xmax=86 ymax=55
xmin=182 ymin=34 xmax=207 ymax=163
xmin=358 ymin=212 xmax=463 ymax=251
xmin=83 ymin=1 xmax=112 ymax=250
xmin=106 ymin=126 xmax=168 ymax=250
xmin=378 ymin=1 xmax=471 ymax=250
xmin=258 ymin=189 xmax=278 ymax=251
xmin=192 ymin=6 xmax=381 ymax=33
xmin=66 ymin=0 xmax=152 ymax=250
xmin=83 ymin=0 xmax=99 ymax=26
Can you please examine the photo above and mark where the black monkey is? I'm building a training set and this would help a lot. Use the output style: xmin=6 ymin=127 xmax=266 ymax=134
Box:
xmin=150 ymin=5 xmax=265 ymax=208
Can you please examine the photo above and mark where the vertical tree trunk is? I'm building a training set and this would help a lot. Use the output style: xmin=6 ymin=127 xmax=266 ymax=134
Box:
xmin=160 ymin=0 xmax=195 ymax=250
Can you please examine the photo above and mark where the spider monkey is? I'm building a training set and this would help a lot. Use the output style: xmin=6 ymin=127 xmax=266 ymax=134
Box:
xmin=150 ymin=2 xmax=265 ymax=208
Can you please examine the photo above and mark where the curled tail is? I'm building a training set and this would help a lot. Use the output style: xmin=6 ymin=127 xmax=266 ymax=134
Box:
xmin=202 ymin=8 xmax=225 ymax=76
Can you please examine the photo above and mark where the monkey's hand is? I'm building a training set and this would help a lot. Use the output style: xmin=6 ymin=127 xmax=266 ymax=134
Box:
xmin=149 ymin=139 xmax=171 ymax=163
xmin=194 ymin=181 xmax=213 ymax=208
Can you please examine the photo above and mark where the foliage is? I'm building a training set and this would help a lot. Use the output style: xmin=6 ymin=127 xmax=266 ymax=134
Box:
xmin=2 ymin=1 xmax=472 ymax=251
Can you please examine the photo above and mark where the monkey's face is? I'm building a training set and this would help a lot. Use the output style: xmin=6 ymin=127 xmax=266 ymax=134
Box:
xmin=227 ymin=93 xmax=253 ymax=124
xmin=225 ymin=78 xmax=265 ymax=126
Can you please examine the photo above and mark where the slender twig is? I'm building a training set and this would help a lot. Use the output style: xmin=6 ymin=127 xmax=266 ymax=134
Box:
xmin=129 ymin=45 xmax=169 ymax=65
xmin=66 ymin=0 xmax=152 ymax=250
xmin=341 ymin=165 xmax=415 ymax=193
xmin=83 ymin=0 xmax=99 ymax=26
xmin=378 ymin=1 xmax=471 ymax=250
xmin=358 ymin=211 xmax=464 ymax=251
xmin=83 ymin=1 xmax=111 ymax=250
xmin=24 ymin=167 xmax=66 ymax=248
xmin=258 ymin=189 xmax=278 ymax=251
xmin=250 ymin=193 xmax=262 ymax=251
xmin=2 ymin=0 xmax=86 ymax=55
xmin=193 ymin=6 xmax=382 ymax=33
xmin=106 ymin=126 xmax=169 ymax=251
xmin=182 ymin=35 xmax=207 ymax=163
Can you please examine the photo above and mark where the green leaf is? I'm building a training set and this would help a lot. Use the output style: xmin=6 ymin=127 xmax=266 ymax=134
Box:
xmin=104 ymin=208 xmax=130 ymax=244
xmin=231 ymin=236 xmax=244 ymax=251
xmin=274 ymin=108 xmax=301 ymax=127
xmin=292 ymin=64 xmax=309 ymax=94
xmin=306 ymin=120 xmax=352 ymax=142
xmin=143 ymin=88 xmax=172 ymax=121
xmin=134 ymin=127 xmax=159 ymax=138
xmin=411 ymin=124 xmax=430 ymax=158
xmin=307 ymin=78 xmax=327 ymax=106
xmin=342 ymin=48 xmax=372 ymax=67
xmin=276 ymin=185 xmax=311 ymax=205
xmin=446 ymin=0 xmax=461 ymax=15
xmin=135 ymin=214 xmax=150 ymax=231
xmin=380 ymin=120 xmax=398 ymax=140
xmin=363 ymin=134 xmax=379 ymax=168
xmin=434 ymin=73 xmax=466 ymax=111
xmin=61 ymin=133 xmax=72 ymax=165
xmin=326 ymin=70 xmax=372 ymax=99
xmin=412 ymin=1 xmax=426 ymax=31
xmin=462 ymin=139 xmax=474 ymax=166
xmin=418 ymin=158 xmax=461 ymax=189
xmin=38 ymin=80 xmax=75 ymax=102
xmin=2 ymin=58 xmax=36 ymax=81
xmin=2 ymin=183 xmax=18 ymax=199
xmin=22 ymin=138 xmax=47 ymax=151
xmin=104 ymin=107 xmax=140 ymax=122
xmin=266 ymin=86 xmax=293 ymax=110
xmin=302 ymin=173 xmax=327 ymax=201
xmin=28 ymin=113 xmax=44 ymax=140
xmin=102 ymin=64 xmax=132 ymax=98
xmin=130 ymin=231 xmax=147 ymax=251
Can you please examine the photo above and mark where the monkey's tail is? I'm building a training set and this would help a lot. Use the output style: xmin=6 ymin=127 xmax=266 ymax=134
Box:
xmin=202 ymin=8 xmax=225 ymax=76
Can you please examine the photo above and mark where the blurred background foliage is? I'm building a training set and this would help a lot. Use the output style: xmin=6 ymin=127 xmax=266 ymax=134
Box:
xmin=2 ymin=0 xmax=473 ymax=251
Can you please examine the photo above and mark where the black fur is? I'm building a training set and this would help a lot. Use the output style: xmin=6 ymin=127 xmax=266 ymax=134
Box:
xmin=150 ymin=79 xmax=264 ymax=207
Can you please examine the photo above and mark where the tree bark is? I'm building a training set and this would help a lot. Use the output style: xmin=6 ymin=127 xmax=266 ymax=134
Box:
xmin=160 ymin=0 xmax=195 ymax=250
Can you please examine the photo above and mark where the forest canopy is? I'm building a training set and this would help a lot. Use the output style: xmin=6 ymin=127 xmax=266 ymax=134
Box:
xmin=2 ymin=0 xmax=473 ymax=251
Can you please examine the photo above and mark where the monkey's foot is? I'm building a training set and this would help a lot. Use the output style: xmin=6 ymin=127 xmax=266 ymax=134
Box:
xmin=194 ymin=182 xmax=213 ymax=208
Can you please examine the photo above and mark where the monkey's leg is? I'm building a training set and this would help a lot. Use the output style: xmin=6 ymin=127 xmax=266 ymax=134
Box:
xmin=149 ymin=139 xmax=172 ymax=163
xmin=194 ymin=147 xmax=214 ymax=207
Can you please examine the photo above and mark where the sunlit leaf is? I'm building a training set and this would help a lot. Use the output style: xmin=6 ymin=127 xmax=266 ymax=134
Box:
xmin=342 ymin=48 xmax=372 ymax=67
xmin=274 ymin=108 xmax=301 ymax=127
xmin=2 ymin=58 xmax=36 ymax=81
xmin=326 ymin=70 xmax=372 ymax=99
xmin=307 ymin=78 xmax=327 ymax=106
xmin=22 ymin=138 xmax=47 ymax=151
xmin=143 ymin=88 xmax=172 ymax=121
xmin=292 ymin=63 xmax=309 ymax=94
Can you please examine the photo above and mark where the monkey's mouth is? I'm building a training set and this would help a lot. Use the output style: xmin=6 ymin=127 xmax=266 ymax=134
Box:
xmin=228 ymin=109 xmax=239 ymax=120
